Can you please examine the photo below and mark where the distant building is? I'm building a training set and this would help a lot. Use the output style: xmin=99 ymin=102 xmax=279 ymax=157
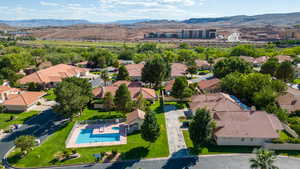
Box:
xmin=145 ymin=29 xmax=217 ymax=39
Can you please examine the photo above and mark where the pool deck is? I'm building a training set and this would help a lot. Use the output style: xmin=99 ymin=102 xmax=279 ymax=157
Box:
xmin=66 ymin=123 xmax=127 ymax=148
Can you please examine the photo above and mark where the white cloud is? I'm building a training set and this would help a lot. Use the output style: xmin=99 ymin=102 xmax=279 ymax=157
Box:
xmin=40 ymin=1 xmax=59 ymax=7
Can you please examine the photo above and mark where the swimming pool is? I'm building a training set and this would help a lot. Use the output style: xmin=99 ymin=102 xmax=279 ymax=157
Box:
xmin=76 ymin=129 xmax=120 ymax=144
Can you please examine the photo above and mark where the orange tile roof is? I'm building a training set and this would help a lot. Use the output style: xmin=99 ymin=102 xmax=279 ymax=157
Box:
xmin=3 ymin=91 xmax=46 ymax=106
xmin=125 ymin=64 xmax=144 ymax=77
xmin=113 ymin=81 xmax=142 ymax=87
xmin=164 ymin=80 xmax=175 ymax=91
xmin=126 ymin=109 xmax=145 ymax=124
xmin=275 ymin=55 xmax=293 ymax=63
xmin=93 ymin=86 xmax=156 ymax=100
xmin=198 ymin=78 xmax=220 ymax=90
xmin=0 ymin=86 xmax=12 ymax=94
xmin=277 ymin=87 xmax=300 ymax=113
xmin=18 ymin=64 xmax=88 ymax=84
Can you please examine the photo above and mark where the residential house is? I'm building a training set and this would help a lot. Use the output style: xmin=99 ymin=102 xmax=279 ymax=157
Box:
xmin=214 ymin=110 xmax=283 ymax=146
xmin=189 ymin=93 xmax=283 ymax=146
xmin=275 ymin=55 xmax=293 ymax=63
xmin=198 ymin=78 xmax=221 ymax=93
xmin=112 ymin=80 xmax=142 ymax=88
xmin=195 ymin=59 xmax=211 ymax=70
xmin=126 ymin=109 xmax=145 ymax=133
xmin=171 ymin=63 xmax=187 ymax=78
xmin=2 ymin=91 xmax=46 ymax=112
xmin=277 ymin=87 xmax=300 ymax=113
xmin=119 ymin=60 xmax=135 ymax=65
xmin=240 ymin=56 xmax=269 ymax=67
xmin=189 ymin=93 xmax=244 ymax=114
xmin=125 ymin=64 xmax=144 ymax=81
xmin=0 ymin=86 xmax=20 ymax=103
xmin=164 ymin=80 xmax=175 ymax=95
xmin=18 ymin=64 xmax=89 ymax=88
xmin=92 ymin=86 xmax=157 ymax=101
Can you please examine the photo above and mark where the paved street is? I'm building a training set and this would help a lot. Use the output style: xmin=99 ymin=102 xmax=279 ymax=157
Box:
xmin=164 ymin=105 xmax=189 ymax=158
xmin=0 ymin=109 xmax=63 ymax=160
xmin=44 ymin=155 xmax=300 ymax=169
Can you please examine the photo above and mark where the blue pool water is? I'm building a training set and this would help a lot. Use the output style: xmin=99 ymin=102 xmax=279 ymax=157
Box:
xmin=76 ymin=129 xmax=120 ymax=144
xmin=112 ymin=127 xmax=120 ymax=130
xmin=230 ymin=95 xmax=250 ymax=110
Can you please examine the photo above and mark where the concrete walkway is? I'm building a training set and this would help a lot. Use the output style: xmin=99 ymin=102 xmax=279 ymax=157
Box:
xmin=164 ymin=105 xmax=189 ymax=158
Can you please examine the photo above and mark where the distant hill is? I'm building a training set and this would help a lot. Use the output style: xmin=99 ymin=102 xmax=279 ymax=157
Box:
xmin=110 ymin=19 xmax=153 ymax=25
xmin=182 ymin=12 xmax=300 ymax=27
xmin=0 ymin=19 xmax=92 ymax=27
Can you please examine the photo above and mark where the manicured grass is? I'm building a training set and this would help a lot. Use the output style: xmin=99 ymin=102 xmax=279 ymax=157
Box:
xmin=0 ymin=111 xmax=40 ymax=130
xmin=293 ymin=79 xmax=300 ymax=84
xmin=182 ymin=130 xmax=255 ymax=155
xmin=19 ymin=40 xmax=175 ymax=49
xmin=8 ymin=103 xmax=169 ymax=167
xmin=164 ymin=101 xmax=188 ymax=109
xmin=44 ymin=89 xmax=56 ymax=101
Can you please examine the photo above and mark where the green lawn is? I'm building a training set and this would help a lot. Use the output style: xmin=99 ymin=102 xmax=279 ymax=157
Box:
xmin=182 ymin=130 xmax=255 ymax=155
xmin=293 ymin=79 xmax=300 ymax=84
xmin=8 ymin=103 xmax=169 ymax=167
xmin=164 ymin=101 xmax=188 ymax=109
xmin=18 ymin=40 xmax=176 ymax=49
xmin=0 ymin=111 xmax=40 ymax=130
xmin=44 ymin=89 xmax=56 ymax=101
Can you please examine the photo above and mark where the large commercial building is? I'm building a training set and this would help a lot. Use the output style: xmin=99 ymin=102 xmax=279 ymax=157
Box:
xmin=145 ymin=29 xmax=217 ymax=39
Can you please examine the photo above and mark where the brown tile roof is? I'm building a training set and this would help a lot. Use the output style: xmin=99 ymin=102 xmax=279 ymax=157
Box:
xmin=3 ymin=91 xmax=46 ymax=106
xmin=198 ymin=78 xmax=220 ymax=90
xmin=277 ymin=87 xmax=300 ymax=113
xmin=125 ymin=64 xmax=144 ymax=77
xmin=214 ymin=111 xmax=280 ymax=139
xmin=93 ymin=86 xmax=156 ymax=100
xmin=171 ymin=63 xmax=187 ymax=77
xmin=126 ymin=109 xmax=145 ymax=124
xmin=18 ymin=64 xmax=88 ymax=84
xmin=195 ymin=59 xmax=210 ymax=68
xmin=240 ymin=56 xmax=269 ymax=65
xmin=275 ymin=55 xmax=293 ymax=63
xmin=113 ymin=81 xmax=142 ymax=87
xmin=189 ymin=93 xmax=243 ymax=113
xmin=164 ymin=80 xmax=175 ymax=91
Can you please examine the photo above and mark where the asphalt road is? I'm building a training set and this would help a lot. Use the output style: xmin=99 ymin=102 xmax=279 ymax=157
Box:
xmin=45 ymin=155 xmax=300 ymax=169
xmin=0 ymin=109 xmax=63 ymax=160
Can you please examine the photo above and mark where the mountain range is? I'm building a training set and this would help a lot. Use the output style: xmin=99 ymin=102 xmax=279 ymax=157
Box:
xmin=1 ymin=12 xmax=300 ymax=28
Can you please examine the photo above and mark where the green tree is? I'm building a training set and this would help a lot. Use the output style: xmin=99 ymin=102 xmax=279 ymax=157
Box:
xmin=137 ymin=43 xmax=158 ymax=53
xmin=230 ymin=45 xmax=258 ymax=57
xmin=101 ymin=70 xmax=110 ymax=86
xmin=88 ymin=49 xmax=116 ymax=68
xmin=213 ymin=57 xmax=253 ymax=78
xmin=117 ymin=65 xmax=130 ymax=80
xmin=189 ymin=108 xmax=214 ymax=149
xmin=179 ymin=42 xmax=190 ymax=49
xmin=141 ymin=111 xmax=160 ymax=143
xmin=27 ymin=82 xmax=43 ymax=91
xmin=119 ymin=47 xmax=135 ymax=60
xmin=103 ymin=92 xmax=115 ymax=111
xmin=134 ymin=94 xmax=148 ymax=111
xmin=250 ymin=149 xmax=279 ymax=169
xmin=141 ymin=57 xmax=171 ymax=88
xmin=177 ymin=49 xmax=197 ymax=62
xmin=253 ymin=87 xmax=278 ymax=109
xmin=55 ymin=78 xmax=92 ymax=118
xmin=171 ymin=76 xmax=192 ymax=100
xmin=186 ymin=61 xmax=198 ymax=79
xmin=260 ymin=58 xmax=279 ymax=76
xmin=14 ymin=135 xmax=36 ymax=154
xmin=275 ymin=61 xmax=295 ymax=82
xmin=114 ymin=84 xmax=132 ymax=112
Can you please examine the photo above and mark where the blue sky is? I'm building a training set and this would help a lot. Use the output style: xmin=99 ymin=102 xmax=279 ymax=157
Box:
xmin=0 ymin=0 xmax=299 ymax=22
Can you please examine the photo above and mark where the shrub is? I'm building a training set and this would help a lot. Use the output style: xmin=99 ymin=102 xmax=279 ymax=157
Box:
xmin=287 ymin=117 xmax=300 ymax=125
xmin=290 ymin=124 xmax=300 ymax=136
xmin=271 ymin=138 xmax=285 ymax=144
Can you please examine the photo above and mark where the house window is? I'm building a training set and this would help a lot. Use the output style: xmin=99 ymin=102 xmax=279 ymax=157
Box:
xmin=250 ymin=138 xmax=254 ymax=142
xmin=241 ymin=138 xmax=245 ymax=142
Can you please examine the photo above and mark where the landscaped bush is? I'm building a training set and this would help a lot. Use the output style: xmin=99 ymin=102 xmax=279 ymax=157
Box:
xmin=287 ymin=138 xmax=300 ymax=144
xmin=288 ymin=117 xmax=300 ymax=125
xmin=290 ymin=124 xmax=300 ymax=136
xmin=271 ymin=138 xmax=285 ymax=144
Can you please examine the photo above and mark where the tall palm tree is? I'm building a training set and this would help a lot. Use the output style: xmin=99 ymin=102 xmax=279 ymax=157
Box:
xmin=101 ymin=70 xmax=110 ymax=86
xmin=250 ymin=149 xmax=279 ymax=169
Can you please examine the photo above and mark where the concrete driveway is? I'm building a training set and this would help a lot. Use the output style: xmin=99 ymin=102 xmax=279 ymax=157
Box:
xmin=164 ymin=105 xmax=189 ymax=158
